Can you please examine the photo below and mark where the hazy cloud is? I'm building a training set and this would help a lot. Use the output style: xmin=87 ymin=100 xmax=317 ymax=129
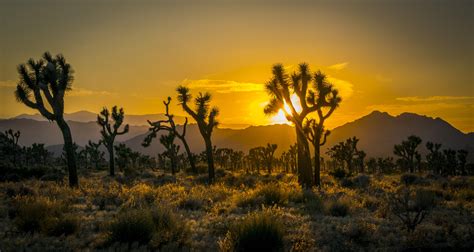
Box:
xmin=375 ymin=74 xmax=393 ymax=83
xmin=68 ymin=87 xmax=115 ymax=97
xmin=396 ymin=96 xmax=474 ymax=102
xmin=328 ymin=62 xmax=348 ymax=71
xmin=327 ymin=76 xmax=354 ymax=99
xmin=183 ymin=79 xmax=264 ymax=93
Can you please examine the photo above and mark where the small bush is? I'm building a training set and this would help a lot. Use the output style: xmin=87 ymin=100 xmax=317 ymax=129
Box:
xmin=330 ymin=168 xmax=348 ymax=180
xmin=327 ymin=198 xmax=350 ymax=217
xmin=400 ymin=173 xmax=421 ymax=186
xmin=46 ymin=215 xmax=80 ymax=236
xmin=108 ymin=209 xmax=155 ymax=245
xmin=302 ymin=190 xmax=324 ymax=213
xmin=257 ymin=184 xmax=287 ymax=206
xmin=389 ymin=188 xmax=436 ymax=232
xmin=178 ymin=197 xmax=205 ymax=210
xmin=149 ymin=207 xmax=190 ymax=250
xmin=352 ymin=174 xmax=371 ymax=189
xmin=221 ymin=211 xmax=285 ymax=252
xmin=13 ymin=196 xmax=66 ymax=234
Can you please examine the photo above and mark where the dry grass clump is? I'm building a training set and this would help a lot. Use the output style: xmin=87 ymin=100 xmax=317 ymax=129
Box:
xmin=326 ymin=197 xmax=351 ymax=217
xmin=219 ymin=209 xmax=285 ymax=252
xmin=11 ymin=195 xmax=79 ymax=236
xmin=105 ymin=206 xmax=190 ymax=249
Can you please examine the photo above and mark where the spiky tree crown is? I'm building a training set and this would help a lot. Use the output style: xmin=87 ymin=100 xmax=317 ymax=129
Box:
xmin=15 ymin=52 xmax=73 ymax=120
xmin=264 ymin=63 xmax=341 ymax=125
xmin=97 ymin=106 xmax=129 ymax=147
xmin=176 ymin=85 xmax=219 ymax=135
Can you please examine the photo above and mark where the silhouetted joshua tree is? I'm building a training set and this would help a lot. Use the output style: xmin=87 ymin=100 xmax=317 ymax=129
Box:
xmin=97 ymin=106 xmax=129 ymax=176
xmin=14 ymin=52 xmax=79 ymax=187
xmin=176 ymin=86 xmax=219 ymax=183
xmin=159 ymin=132 xmax=180 ymax=175
xmin=143 ymin=97 xmax=196 ymax=173
xmin=85 ymin=140 xmax=104 ymax=169
xmin=457 ymin=150 xmax=468 ymax=175
xmin=262 ymin=143 xmax=278 ymax=174
xmin=393 ymin=135 xmax=422 ymax=173
xmin=305 ymin=119 xmax=331 ymax=186
xmin=263 ymin=63 xmax=341 ymax=187
xmin=4 ymin=129 xmax=20 ymax=166
xmin=426 ymin=142 xmax=444 ymax=174
xmin=327 ymin=137 xmax=365 ymax=175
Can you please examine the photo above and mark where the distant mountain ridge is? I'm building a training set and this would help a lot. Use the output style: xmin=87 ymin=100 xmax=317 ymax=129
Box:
xmin=1 ymin=111 xmax=472 ymax=161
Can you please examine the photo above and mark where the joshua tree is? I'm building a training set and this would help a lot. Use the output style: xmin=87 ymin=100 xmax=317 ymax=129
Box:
xmin=143 ymin=97 xmax=197 ymax=173
xmin=426 ymin=142 xmax=444 ymax=174
xmin=14 ymin=52 xmax=78 ymax=187
xmin=114 ymin=143 xmax=132 ymax=173
xmin=262 ymin=143 xmax=278 ymax=174
xmin=97 ymin=106 xmax=129 ymax=176
xmin=159 ymin=132 xmax=180 ymax=175
xmin=85 ymin=140 xmax=104 ymax=169
xmin=305 ymin=120 xmax=331 ymax=186
xmin=176 ymin=86 xmax=219 ymax=183
xmin=394 ymin=135 xmax=422 ymax=173
xmin=327 ymin=137 xmax=365 ymax=175
xmin=443 ymin=149 xmax=457 ymax=175
xmin=263 ymin=63 xmax=341 ymax=187
xmin=457 ymin=149 xmax=468 ymax=175
xmin=4 ymin=129 xmax=20 ymax=166
xmin=249 ymin=146 xmax=265 ymax=173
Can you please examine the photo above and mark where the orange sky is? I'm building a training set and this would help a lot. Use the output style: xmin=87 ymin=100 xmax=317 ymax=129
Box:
xmin=1 ymin=0 xmax=473 ymax=132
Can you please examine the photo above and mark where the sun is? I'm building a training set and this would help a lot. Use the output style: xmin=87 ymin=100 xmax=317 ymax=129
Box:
xmin=270 ymin=94 xmax=302 ymax=124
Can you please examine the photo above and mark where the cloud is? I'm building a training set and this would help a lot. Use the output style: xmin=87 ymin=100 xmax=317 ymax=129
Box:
xmin=68 ymin=87 xmax=115 ymax=97
xmin=328 ymin=62 xmax=348 ymax=71
xmin=327 ymin=76 xmax=354 ymax=99
xmin=375 ymin=74 xmax=393 ymax=83
xmin=182 ymin=79 xmax=264 ymax=93
xmin=396 ymin=96 xmax=474 ymax=102
xmin=0 ymin=80 xmax=16 ymax=88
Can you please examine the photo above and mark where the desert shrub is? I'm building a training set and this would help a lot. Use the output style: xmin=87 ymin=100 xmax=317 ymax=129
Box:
xmin=352 ymin=174 xmax=371 ymax=189
xmin=340 ymin=178 xmax=353 ymax=188
xmin=235 ymin=191 xmax=263 ymax=209
xmin=329 ymin=168 xmax=348 ymax=180
xmin=5 ymin=184 xmax=36 ymax=198
xmin=400 ymin=173 xmax=422 ymax=186
xmin=455 ymin=188 xmax=474 ymax=201
xmin=257 ymin=184 xmax=288 ymax=206
xmin=220 ymin=210 xmax=285 ymax=252
xmin=107 ymin=207 xmax=189 ymax=249
xmin=389 ymin=188 xmax=436 ymax=232
xmin=149 ymin=207 xmax=190 ymax=250
xmin=301 ymin=190 xmax=324 ymax=213
xmin=45 ymin=215 xmax=80 ymax=236
xmin=315 ymin=218 xmax=375 ymax=251
xmin=13 ymin=196 xmax=66 ymax=234
xmin=178 ymin=197 xmax=205 ymax=210
xmin=449 ymin=176 xmax=472 ymax=190
xmin=123 ymin=183 xmax=156 ymax=208
xmin=326 ymin=198 xmax=350 ymax=217
xmin=108 ymin=209 xmax=155 ymax=245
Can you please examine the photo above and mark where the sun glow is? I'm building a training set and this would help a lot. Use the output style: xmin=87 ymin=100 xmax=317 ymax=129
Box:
xmin=271 ymin=94 xmax=302 ymax=124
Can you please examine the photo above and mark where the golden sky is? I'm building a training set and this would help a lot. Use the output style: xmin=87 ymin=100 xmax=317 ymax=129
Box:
xmin=1 ymin=0 xmax=473 ymax=132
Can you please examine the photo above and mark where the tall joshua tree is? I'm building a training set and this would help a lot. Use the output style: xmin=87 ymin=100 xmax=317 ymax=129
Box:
xmin=176 ymin=86 xmax=219 ymax=183
xmin=143 ymin=97 xmax=196 ymax=173
xmin=14 ymin=52 xmax=79 ymax=187
xmin=264 ymin=63 xmax=341 ymax=187
xmin=97 ymin=106 xmax=129 ymax=176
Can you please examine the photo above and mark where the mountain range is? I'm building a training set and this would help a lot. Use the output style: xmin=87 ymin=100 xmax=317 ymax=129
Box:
xmin=1 ymin=111 xmax=472 ymax=161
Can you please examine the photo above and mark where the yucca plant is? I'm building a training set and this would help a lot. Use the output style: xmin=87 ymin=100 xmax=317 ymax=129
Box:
xmin=14 ymin=52 xmax=78 ymax=187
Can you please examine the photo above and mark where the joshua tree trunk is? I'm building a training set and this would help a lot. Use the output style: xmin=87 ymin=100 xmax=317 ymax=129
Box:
xmin=296 ymin=129 xmax=313 ymax=187
xmin=57 ymin=118 xmax=78 ymax=187
xmin=205 ymin=137 xmax=215 ymax=183
xmin=106 ymin=145 xmax=115 ymax=176
xmin=180 ymin=136 xmax=196 ymax=173
xmin=314 ymin=144 xmax=321 ymax=187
